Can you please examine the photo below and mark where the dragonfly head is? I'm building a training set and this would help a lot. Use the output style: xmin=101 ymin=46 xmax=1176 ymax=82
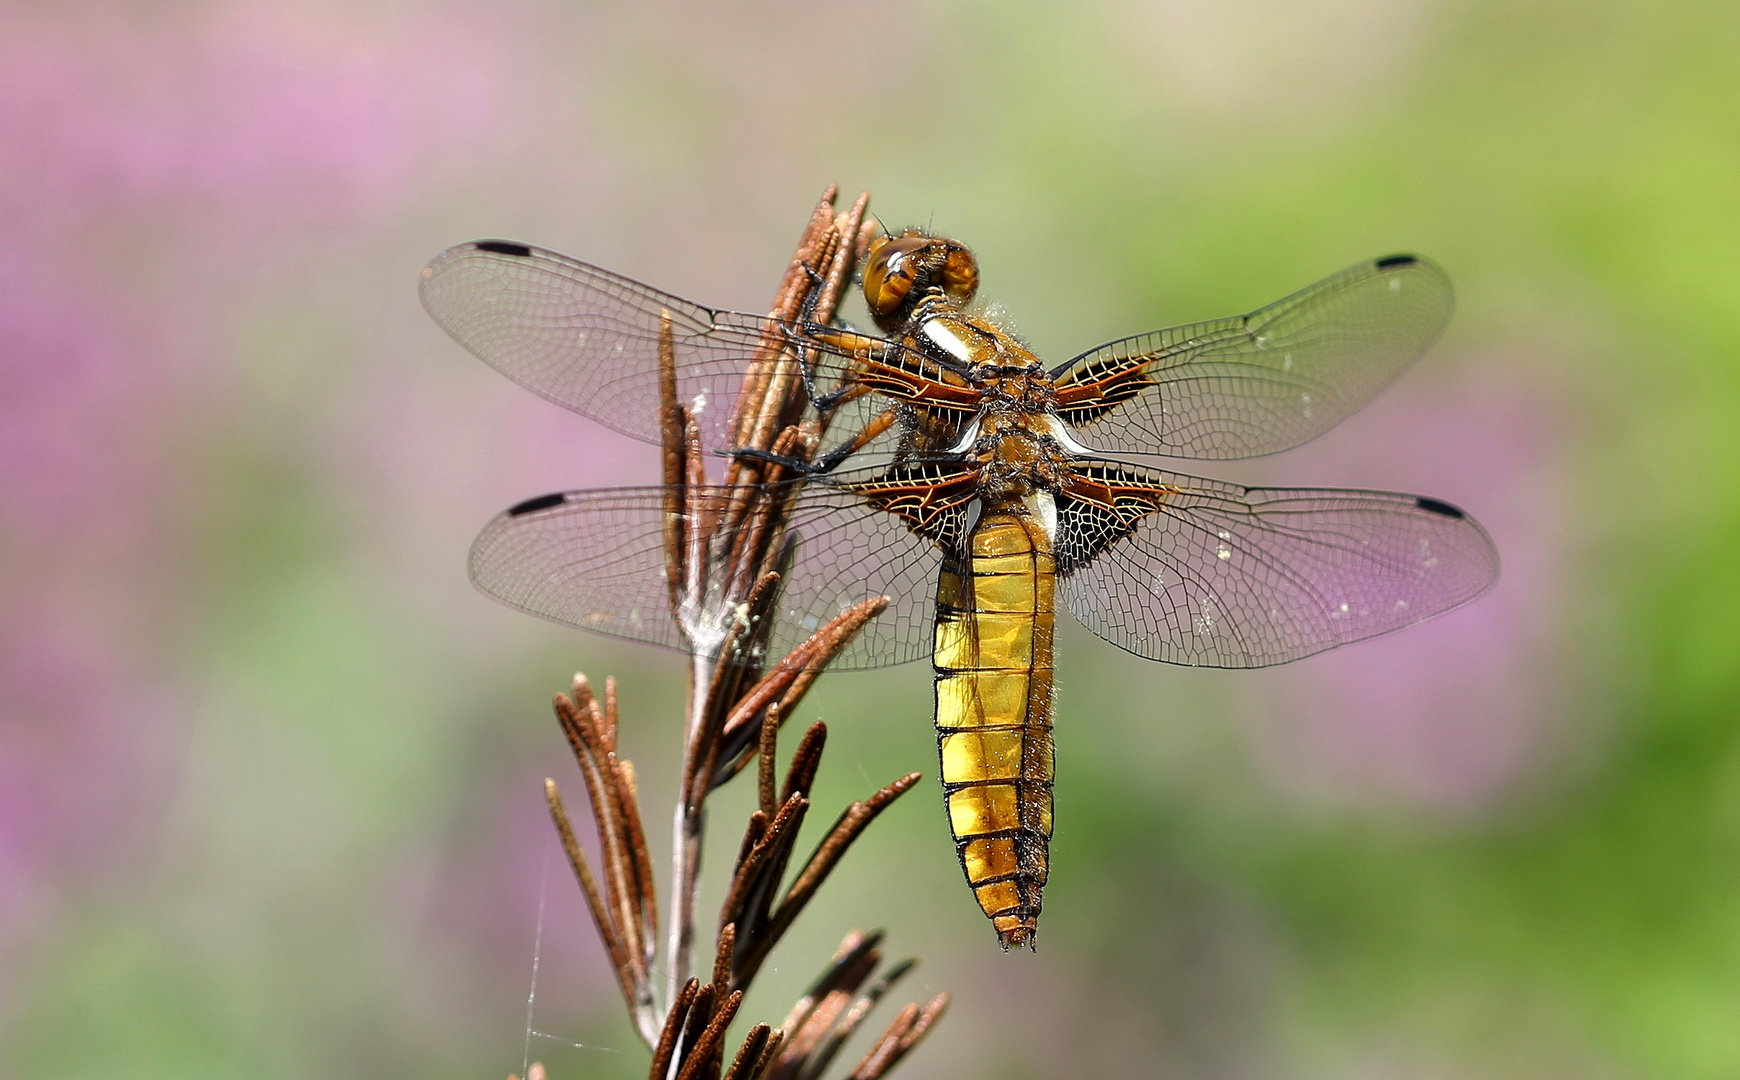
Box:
xmin=863 ymin=230 xmax=979 ymax=330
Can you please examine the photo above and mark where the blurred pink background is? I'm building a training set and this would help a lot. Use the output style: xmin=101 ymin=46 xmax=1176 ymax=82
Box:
xmin=5 ymin=2 xmax=1738 ymax=1078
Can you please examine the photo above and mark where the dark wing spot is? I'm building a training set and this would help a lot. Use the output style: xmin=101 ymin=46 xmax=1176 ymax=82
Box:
xmin=1415 ymin=496 xmax=1464 ymax=519
xmin=1375 ymin=254 xmax=1418 ymax=270
xmin=508 ymin=493 xmax=566 ymax=516
xmin=475 ymin=240 xmax=534 ymax=258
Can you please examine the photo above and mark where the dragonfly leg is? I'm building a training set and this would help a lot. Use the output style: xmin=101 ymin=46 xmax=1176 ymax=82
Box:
xmin=809 ymin=406 xmax=901 ymax=473
xmin=791 ymin=272 xmax=915 ymax=413
xmin=790 ymin=266 xmax=854 ymax=411
xmin=798 ymin=351 xmax=871 ymax=415
xmin=728 ymin=405 xmax=901 ymax=478
xmin=728 ymin=446 xmax=828 ymax=476
xmin=796 ymin=326 xmax=899 ymax=412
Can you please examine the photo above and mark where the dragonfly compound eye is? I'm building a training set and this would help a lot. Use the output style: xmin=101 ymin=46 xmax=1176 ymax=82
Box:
xmin=938 ymin=242 xmax=979 ymax=306
xmin=863 ymin=233 xmax=930 ymax=315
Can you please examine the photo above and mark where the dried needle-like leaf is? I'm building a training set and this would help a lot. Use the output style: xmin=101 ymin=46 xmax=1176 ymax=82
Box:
xmin=757 ymin=704 xmax=780 ymax=818
xmin=722 ymin=1024 xmax=774 ymax=1080
xmin=792 ymin=959 xmax=917 ymax=1080
xmin=651 ymin=979 xmax=700 ymax=1080
xmin=781 ymin=723 xmax=828 ymax=806
xmin=713 ymin=598 xmax=890 ymax=787
xmin=545 ymin=779 xmax=629 ymax=999
xmin=675 ymin=989 xmax=744 ymax=1080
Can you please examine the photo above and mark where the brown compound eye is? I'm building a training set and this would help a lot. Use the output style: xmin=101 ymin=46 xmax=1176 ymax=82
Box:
xmin=938 ymin=242 xmax=979 ymax=305
xmin=863 ymin=234 xmax=930 ymax=314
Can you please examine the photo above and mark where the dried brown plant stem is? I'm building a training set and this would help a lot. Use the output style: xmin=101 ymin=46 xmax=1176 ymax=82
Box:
xmin=538 ymin=188 xmax=948 ymax=1080
xmin=545 ymin=671 xmax=661 ymax=1043
xmin=661 ymin=188 xmax=870 ymax=1007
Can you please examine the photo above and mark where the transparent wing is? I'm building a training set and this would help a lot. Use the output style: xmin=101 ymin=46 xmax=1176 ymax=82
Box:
xmin=420 ymin=240 xmax=778 ymax=448
xmin=1052 ymin=255 xmax=1453 ymax=460
xmin=420 ymin=240 xmax=915 ymax=450
xmin=467 ymin=477 xmax=948 ymax=671
xmin=1055 ymin=462 xmax=1498 ymax=668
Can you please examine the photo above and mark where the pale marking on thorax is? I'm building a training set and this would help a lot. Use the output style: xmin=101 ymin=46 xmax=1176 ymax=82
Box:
xmin=922 ymin=319 xmax=974 ymax=363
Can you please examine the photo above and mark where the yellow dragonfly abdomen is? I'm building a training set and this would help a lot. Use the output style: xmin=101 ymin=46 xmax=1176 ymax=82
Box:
xmin=933 ymin=509 xmax=1056 ymax=949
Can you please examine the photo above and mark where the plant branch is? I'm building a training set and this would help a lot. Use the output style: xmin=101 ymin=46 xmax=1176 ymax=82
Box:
xmin=528 ymin=187 xmax=948 ymax=1080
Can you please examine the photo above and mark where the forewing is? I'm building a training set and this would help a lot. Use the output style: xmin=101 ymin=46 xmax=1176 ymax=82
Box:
xmin=1055 ymin=463 xmax=1498 ymax=668
xmin=420 ymin=239 xmax=924 ymax=450
xmin=1053 ymin=255 xmax=1453 ymax=459
xmin=421 ymin=240 xmax=792 ymax=448
xmin=467 ymin=480 xmax=947 ymax=671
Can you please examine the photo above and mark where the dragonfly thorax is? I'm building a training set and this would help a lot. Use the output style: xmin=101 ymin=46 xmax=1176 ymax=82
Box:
xmin=906 ymin=305 xmax=1041 ymax=376
xmin=970 ymin=412 xmax=1071 ymax=506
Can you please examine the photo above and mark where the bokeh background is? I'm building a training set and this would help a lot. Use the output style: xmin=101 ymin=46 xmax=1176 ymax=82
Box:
xmin=4 ymin=1 xmax=1739 ymax=1077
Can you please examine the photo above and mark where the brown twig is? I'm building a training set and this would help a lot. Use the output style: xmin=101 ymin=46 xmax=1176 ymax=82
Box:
xmin=843 ymin=995 xmax=950 ymax=1080
xmin=758 ymin=931 xmax=946 ymax=1080
xmin=546 ymin=675 xmax=660 ymax=1044
xmin=528 ymin=188 xmax=947 ymax=1080
xmin=710 ymin=598 xmax=890 ymax=788
xmin=662 ymin=187 xmax=875 ymax=1004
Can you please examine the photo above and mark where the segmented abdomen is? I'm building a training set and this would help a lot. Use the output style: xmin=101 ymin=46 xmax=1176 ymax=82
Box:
xmin=932 ymin=508 xmax=1055 ymax=950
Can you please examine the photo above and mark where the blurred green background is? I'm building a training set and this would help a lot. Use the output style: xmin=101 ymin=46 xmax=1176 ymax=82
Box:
xmin=4 ymin=1 xmax=1738 ymax=1077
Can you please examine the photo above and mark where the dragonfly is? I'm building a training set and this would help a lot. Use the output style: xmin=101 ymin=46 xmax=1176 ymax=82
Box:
xmin=421 ymin=230 xmax=1500 ymax=949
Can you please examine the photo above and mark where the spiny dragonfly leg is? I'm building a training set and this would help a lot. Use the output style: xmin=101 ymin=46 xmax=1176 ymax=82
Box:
xmin=728 ymin=406 xmax=899 ymax=477
xmin=789 ymin=267 xmax=902 ymax=413
xmin=810 ymin=406 xmax=900 ymax=472
xmin=728 ymin=446 xmax=828 ymax=476
xmin=788 ymin=263 xmax=852 ymax=412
